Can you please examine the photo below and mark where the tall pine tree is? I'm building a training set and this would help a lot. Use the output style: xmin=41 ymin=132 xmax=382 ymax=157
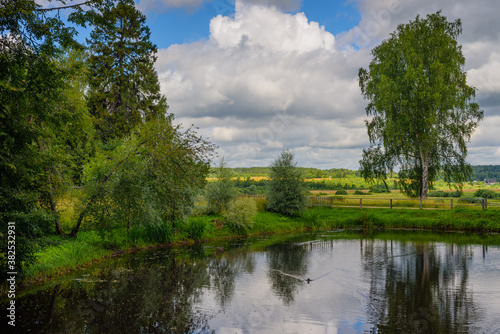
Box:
xmin=87 ymin=0 xmax=167 ymax=141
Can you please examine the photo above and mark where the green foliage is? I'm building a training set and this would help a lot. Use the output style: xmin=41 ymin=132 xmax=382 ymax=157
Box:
xmin=358 ymin=12 xmax=483 ymax=198
xmin=471 ymin=165 xmax=500 ymax=181
xmin=254 ymin=197 xmax=269 ymax=212
xmin=428 ymin=191 xmax=462 ymax=198
xmin=474 ymin=189 xmax=498 ymax=199
xmin=335 ymin=189 xmax=348 ymax=195
xmin=205 ymin=159 xmax=238 ymax=215
xmin=182 ymin=219 xmax=207 ymax=241
xmin=0 ymin=211 xmax=56 ymax=279
xmin=358 ymin=212 xmax=383 ymax=229
xmin=301 ymin=210 xmax=321 ymax=229
xmin=73 ymin=117 xmax=214 ymax=236
xmin=223 ymin=197 xmax=258 ymax=232
xmin=86 ymin=0 xmax=167 ymax=141
xmin=0 ymin=1 xmax=91 ymax=225
xmin=267 ymin=150 xmax=307 ymax=216
xmin=354 ymin=190 xmax=369 ymax=195
xmin=0 ymin=0 xmax=101 ymax=269
xmin=370 ymin=184 xmax=391 ymax=193
xmin=129 ymin=222 xmax=174 ymax=244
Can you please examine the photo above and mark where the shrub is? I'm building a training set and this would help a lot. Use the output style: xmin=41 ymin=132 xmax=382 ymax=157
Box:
xmin=205 ymin=158 xmax=238 ymax=215
xmin=267 ymin=150 xmax=307 ymax=216
xmin=354 ymin=190 xmax=368 ymax=195
xmin=428 ymin=190 xmax=446 ymax=197
xmin=448 ymin=191 xmax=462 ymax=198
xmin=223 ymin=197 xmax=258 ymax=232
xmin=191 ymin=195 xmax=209 ymax=216
xmin=254 ymin=197 xmax=268 ymax=212
xmin=370 ymin=184 xmax=391 ymax=193
xmin=474 ymin=189 xmax=497 ymax=198
xmin=335 ymin=189 xmax=348 ymax=195
xmin=428 ymin=190 xmax=462 ymax=198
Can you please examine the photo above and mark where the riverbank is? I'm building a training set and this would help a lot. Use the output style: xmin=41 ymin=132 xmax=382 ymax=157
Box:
xmin=9 ymin=207 xmax=500 ymax=289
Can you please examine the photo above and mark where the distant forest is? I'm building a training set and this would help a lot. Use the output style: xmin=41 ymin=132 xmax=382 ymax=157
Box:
xmin=208 ymin=165 xmax=499 ymax=195
xmin=471 ymin=165 xmax=500 ymax=181
xmin=222 ymin=165 xmax=500 ymax=181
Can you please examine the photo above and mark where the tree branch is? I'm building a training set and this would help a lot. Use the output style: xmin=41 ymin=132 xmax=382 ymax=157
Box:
xmin=36 ymin=1 xmax=94 ymax=12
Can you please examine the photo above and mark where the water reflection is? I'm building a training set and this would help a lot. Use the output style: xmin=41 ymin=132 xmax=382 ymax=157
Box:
xmin=267 ymin=241 xmax=309 ymax=305
xmin=8 ymin=231 xmax=500 ymax=333
xmin=361 ymin=238 xmax=483 ymax=333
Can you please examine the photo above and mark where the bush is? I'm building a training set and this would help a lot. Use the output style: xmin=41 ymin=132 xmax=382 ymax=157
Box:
xmin=191 ymin=195 xmax=209 ymax=216
xmin=428 ymin=190 xmax=446 ymax=197
xmin=223 ymin=197 xmax=258 ymax=232
xmin=205 ymin=158 xmax=238 ymax=215
xmin=428 ymin=190 xmax=462 ymax=198
xmin=335 ymin=189 xmax=348 ymax=195
xmin=448 ymin=191 xmax=462 ymax=198
xmin=370 ymin=184 xmax=391 ymax=193
xmin=254 ymin=197 xmax=268 ymax=212
xmin=0 ymin=211 xmax=55 ymax=279
xmin=354 ymin=190 xmax=368 ymax=195
xmin=474 ymin=189 xmax=497 ymax=198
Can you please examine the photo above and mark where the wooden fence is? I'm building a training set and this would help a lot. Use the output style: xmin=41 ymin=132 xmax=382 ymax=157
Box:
xmin=243 ymin=195 xmax=497 ymax=210
xmin=308 ymin=196 xmax=497 ymax=210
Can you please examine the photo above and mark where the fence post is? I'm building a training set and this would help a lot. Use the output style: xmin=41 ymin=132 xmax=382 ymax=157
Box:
xmin=420 ymin=197 xmax=422 ymax=209
xmin=310 ymin=196 xmax=313 ymax=208
xmin=482 ymin=198 xmax=485 ymax=210
xmin=330 ymin=197 xmax=333 ymax=208
xmin=360 ymin=198 xmax=362 ymax=209
xmin=450 ymin=198 xmax=453 ymax=210
xmin=485 ymin=198 xmax=488 ymax=210
xmin=390 ymin=199 xmax=393 ymax=209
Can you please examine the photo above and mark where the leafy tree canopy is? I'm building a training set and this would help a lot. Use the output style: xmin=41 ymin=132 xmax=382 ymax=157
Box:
xmin=358 ymin=11 xmax=483 ymax=198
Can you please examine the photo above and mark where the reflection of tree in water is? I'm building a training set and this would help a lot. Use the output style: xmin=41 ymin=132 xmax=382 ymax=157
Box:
xmin=207 ymin=246 xmax=257 ymax=308
xmin=266 ymin=242 xmax=308 ymax=305
xmin=362 ymin=239 xmax=480 ymax=333
xmin=16 ymin=249 xmax=215 ymax=334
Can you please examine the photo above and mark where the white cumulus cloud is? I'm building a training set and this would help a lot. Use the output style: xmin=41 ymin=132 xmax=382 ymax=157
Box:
xmin=157 ymin=0 xmax=500 ymax=168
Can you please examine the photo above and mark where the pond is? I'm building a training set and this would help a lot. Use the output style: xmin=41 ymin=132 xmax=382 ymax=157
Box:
xmin=8 ymin=230 xmax=500 ymax=333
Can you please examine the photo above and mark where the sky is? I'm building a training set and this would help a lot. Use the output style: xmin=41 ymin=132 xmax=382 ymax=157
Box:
xmin=42 ymin=0 xmax=500 ymax=169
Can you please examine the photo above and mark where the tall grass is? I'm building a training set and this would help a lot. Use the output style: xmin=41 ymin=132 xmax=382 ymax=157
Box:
xmin=182 ymin=219 xmax=207 ymax=241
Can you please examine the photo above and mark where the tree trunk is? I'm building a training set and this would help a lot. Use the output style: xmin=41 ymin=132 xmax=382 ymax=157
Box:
xmin=421 ymin=153 xmax=429 ymax=200
xmin=46 ymin=169 xmax=65 ymax=235
xmin=48 ymin=188 xmax=65 ymax=235
xmin=70 ymin=208 xmax=87 ymax=237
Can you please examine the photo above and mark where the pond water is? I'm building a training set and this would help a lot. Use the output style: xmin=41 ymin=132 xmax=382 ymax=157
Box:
xmin=8 ymin=230 xmax=500 ymax=333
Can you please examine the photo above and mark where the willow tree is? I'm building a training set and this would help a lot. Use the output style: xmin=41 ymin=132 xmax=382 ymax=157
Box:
xmin=358 ymin=12 xmax=483 ymax=199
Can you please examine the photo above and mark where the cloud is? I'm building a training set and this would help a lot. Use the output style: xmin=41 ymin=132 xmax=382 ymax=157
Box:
xmin=157 ymin=0 xmax=500 ymax=168
xmin=156 ymin=1 xmax=370 ymax=167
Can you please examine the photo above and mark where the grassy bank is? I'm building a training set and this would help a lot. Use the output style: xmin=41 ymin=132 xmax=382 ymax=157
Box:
xmin=14 ymin=206 xmax=500 ymax=288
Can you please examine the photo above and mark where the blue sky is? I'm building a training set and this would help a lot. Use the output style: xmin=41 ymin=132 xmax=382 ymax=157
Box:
xmin=145 ymin=0 xmax=361 ymax=48
xmin=42 ymin=0 xmax=500 ymax=169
